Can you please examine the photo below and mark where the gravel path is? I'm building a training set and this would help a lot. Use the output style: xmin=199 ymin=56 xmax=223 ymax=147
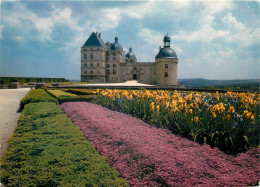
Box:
xmin=0 ymin=88 xmax=30 ymax=158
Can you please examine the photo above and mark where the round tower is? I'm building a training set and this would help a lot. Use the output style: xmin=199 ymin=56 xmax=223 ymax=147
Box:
xmin=155 ymin=34 xmax=178 ymax=86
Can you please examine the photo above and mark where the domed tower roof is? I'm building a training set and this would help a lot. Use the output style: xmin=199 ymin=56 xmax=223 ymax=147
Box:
xmin=156 ymin=34 xmax=177 ymax=59
xmin=126 ymin=47 xmax=136 ymax=59
xmin=110 ymin=36 xmax=123 ymax=51
xmin=164 ymin=34 xmax=171 ymax=43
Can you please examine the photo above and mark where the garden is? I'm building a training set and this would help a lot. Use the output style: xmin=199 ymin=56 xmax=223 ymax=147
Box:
xmin=0 ymin=88 xmax=259 ymax=186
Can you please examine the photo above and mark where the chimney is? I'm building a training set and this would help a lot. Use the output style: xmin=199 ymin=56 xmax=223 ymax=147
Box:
xmin=96 ymin=31 xmax=98 ymax=35
xmin=99 ymin=33 xmax=101 ymax=38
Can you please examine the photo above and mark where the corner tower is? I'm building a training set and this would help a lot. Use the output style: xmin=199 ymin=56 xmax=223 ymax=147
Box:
xmin=155 ymin=34 xmax=178 ymax=86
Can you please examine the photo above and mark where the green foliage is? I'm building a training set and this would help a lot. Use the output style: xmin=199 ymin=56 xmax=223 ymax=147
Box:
xmin=20 ymin=89 xmax=58 ymax=111
xmin=66 ymin=89 xmax=98 ymax=95
xmin=46 ymin=89 xmax=94 ymax=104
xmin=58 ymin=95 xmax=94 ymax=104
xmin=0 ymin=102 xmax=128 ymax=186
xmin=0 ymin=77 xmax=69 ymax=85
xmin=47 ymin=90 xmax=77 ymax=98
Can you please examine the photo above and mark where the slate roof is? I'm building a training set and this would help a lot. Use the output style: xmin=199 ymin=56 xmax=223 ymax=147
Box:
xmin=126 ymin=47 xmax=136 ymax=59
xmin=110 ymin=36 xmax=123 ymax=51
xmin=156 ymin=47 xmax=177 ymax=59
xmin=82 ymin=32 xmax=107 ymax=48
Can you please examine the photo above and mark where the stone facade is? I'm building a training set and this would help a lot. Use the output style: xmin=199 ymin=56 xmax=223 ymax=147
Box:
xmin=81 ymin=32 xmax=178 ymax=86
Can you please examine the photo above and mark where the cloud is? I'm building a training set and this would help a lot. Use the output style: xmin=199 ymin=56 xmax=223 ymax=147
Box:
xmin=222 ymin=12 xmax=245 ymax=31
xmin=3 ymin=3 xmax=53 ymax=42
xmin=52 ymin=7 xmax=72 ymax=22
xmin=98 ymin=8 xmax=122 ymax=31
xmin=221 ymin=12 xmax=259 ymax=48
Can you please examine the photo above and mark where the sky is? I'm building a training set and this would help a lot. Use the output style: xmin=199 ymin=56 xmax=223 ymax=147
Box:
xmin=0 ymin=0 xmax=259 ymax=81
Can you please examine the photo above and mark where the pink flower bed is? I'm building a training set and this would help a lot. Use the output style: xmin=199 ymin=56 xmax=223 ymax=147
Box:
xmin=60 ymin=102 xmax=259 ymax=186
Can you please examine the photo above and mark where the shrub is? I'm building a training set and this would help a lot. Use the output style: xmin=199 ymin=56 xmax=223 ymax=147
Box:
xmin=66 ymin=89 xmax=99 ymax=95
xmin=0 ymin=102 xmax=127 ymax=186
xmin=47 ymin=90 xmax=77 ymax=98
xmin=20 ymin=89 xmax=58 ymax=111
xmin=58 ymin=95 xmax=94 ymax=104
xmin=46 ymin=89 xmax=94 ymax=104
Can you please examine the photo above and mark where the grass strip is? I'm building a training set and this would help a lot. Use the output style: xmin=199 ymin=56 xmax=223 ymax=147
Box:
xmin=0 ymin=102 xmax=127 ymax=186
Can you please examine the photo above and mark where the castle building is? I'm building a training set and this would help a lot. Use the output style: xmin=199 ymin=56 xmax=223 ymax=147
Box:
xmin=81 ymin=31 xmax=178 ymax=86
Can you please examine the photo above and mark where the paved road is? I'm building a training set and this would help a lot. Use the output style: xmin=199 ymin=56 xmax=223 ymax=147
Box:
xmin=0 ymin=88 xmax=30 ymax=158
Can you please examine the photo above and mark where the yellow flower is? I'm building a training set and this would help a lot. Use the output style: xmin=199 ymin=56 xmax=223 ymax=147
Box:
xmin=150 ymin=102 xmax=155 ymax=112
xmin=203 ymin=102 xmax=208 ymax=107
xmin=225 ymin=114 xmax=231 ymax=120
xmin=250 ymin=115 xmax=254 ymax=120
xmin=189 ymin=109 xmax=193 ymax=114
xmin=156 ymin=105 xmax=160 ymax=113
xmin=194 ymin=116 xmax=199 ymax=122
xmin=228 ymin=106 xmax=235 ymax=113
xmin=212 ymin=112 xmax=216 ymax=118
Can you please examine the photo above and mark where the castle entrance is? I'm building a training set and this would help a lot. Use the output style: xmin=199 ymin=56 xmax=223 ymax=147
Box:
xmin=133 ymin=74 xmax=137 ymax=80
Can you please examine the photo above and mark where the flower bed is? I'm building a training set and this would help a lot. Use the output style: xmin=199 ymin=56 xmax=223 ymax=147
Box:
xmin=0 ymin=102 xmax=127 ymax=186
xmin=93 ymin=89 xmax=259 ymax=154
xmin=60 ymin=102 xmax=259 ymax=186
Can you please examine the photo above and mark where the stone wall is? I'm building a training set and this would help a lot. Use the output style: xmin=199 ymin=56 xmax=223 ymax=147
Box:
xmin=155 ymin=58 xmax=178 ymax=86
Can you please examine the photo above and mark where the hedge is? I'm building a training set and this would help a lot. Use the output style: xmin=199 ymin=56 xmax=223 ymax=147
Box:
xmin=0 ymin=102 xmax=128 ymax=186
xmin=45 ymin=89 xmax=94 ymax=104
xmin=66 ymin=89 xmax=98 ymax=95
xmin=20 ymin=89 xmax=58 ymax=110
xmin=47 ymin=90 xmax=77 ymax=98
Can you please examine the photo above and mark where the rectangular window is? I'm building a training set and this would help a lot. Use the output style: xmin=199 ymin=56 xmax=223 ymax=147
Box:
xmin=134 ymin=67 xmax=137 ymax=70
xmin=84 ymin=53 xmax=87 ymax=60
xmin=113 ymin=57 xmax=116 ymax=60
xmin=113 ymin=64 xmax=116 ymax=67
xmin=84 ymin=64 xmax=87 ymax=67
xmin=113 ymin=52 xmax=116 ymax=56
xmin=90 ymin=63 xmax=93 ymax=67
xmin=165 ymin=72 xmax=168 ymax=77
xmin=107 ymin=64 xmax=110 ymax=68
xmin=113 ymin=69 xmax=116 ymax=75
xmin=106 ymin=70 xmax=110 ymax=74
xmin=84 ymin=71 xmax=87 ymax=74
xmin=90 ymin=53 xmax=93 ymax=59
xmin=165 ymin=64 xmax=168 ymax=69
xmin=90 ymin=71 xmax=93 ymax=74
xmin=97 ymin=54 xmax=99 ymax=59
xmin=97 ymin=63 xmax=99 ymax=67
